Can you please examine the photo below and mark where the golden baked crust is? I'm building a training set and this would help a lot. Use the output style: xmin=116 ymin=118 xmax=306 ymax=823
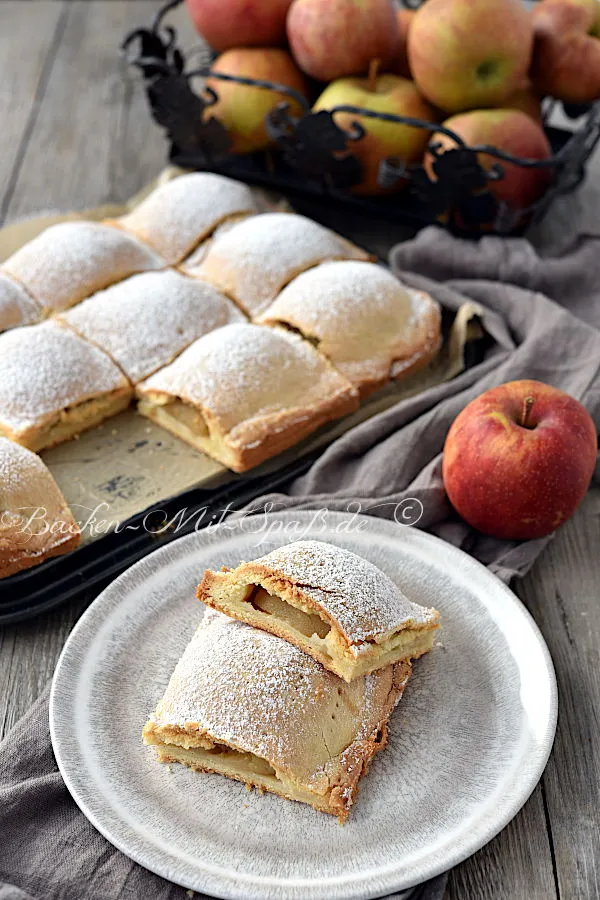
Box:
xmin=198 ymin=540 xmax=440 ymax=681
xmin=0 ymin=320 xmax=132 ymax=452
xmin=0 ymin=272 xmax=41 ymax=333
xmin=257 ymin=260 xmax=442 ymax=398
xmin=112 ymin=172 xmax=259 ymax=265
xmin=184 ymin=212 xmax=371 ymax=317
xmin=0 ymin=437 xmax=80 ymax=578
xmin=136 ymin=323 xmax=359 ymax=472
xmin=58 ymin=270 xmax=245 ymax=384
xmin=143 ymin=609 xmax=411 ymax=822
xmin=0 ymin=221 xmax=164 ymax=315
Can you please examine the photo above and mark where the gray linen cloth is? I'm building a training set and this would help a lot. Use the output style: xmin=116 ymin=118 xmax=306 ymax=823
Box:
xmin=1 ymin=226 xmax=600 ymax=900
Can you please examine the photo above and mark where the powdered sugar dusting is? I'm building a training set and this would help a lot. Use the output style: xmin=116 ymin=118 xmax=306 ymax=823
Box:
xmin=0 ymin=320 xmax=129 ymax=433
xmin=1 ymin=221 xmax=164 ymax=314
xmin=117 ymin=173 xmax=259 ymax=264
xmin=0 ymin=436 xmax=56 ymax=503
xmin=258 ymin=261 xmax=440 ymax=389
xmin=139 ymin=323 xmax=353 ymax=435
xmin=0 ymin=272 xmax=41 ymax=332
xmin=252 ymin=540 xmax=439 ymax=643
xmin=150 ymin=609 xmax=385 ymax=774
xmin=193 ymin=213 xmax=367 ymax=316
xmin=60 ymin=270 xmax=245 ymax=384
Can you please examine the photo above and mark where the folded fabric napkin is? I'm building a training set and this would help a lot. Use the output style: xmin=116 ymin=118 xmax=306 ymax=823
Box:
xmin=2 ymin=225 xmax=600 ymax=900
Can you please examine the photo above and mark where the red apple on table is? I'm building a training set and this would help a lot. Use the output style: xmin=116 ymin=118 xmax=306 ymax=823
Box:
xmin=408 ymin=0 xmax=533 ymax=113
xmin=207 ymin=49 xmax=309 ymax=154
xmin=185 ymin=0 xmax=294 ymax=51
xmin=313 ymin=70 xmax=437 ymax=195
xmin=530 ymin=0 xmax=600 ymax=104
xmin=287 ymin=0 xmax=398 ymax=81
xmin=443 ymin=380 xmax=597 ymax=540
xmin=425 ymin=109 xmax=552 ymax=209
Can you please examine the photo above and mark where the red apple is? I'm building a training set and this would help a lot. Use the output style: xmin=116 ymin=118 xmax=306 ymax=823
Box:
xmin=185 ymin=0 xmax=294 ymax=51
xmin=207 ymin=49 xmax=309 ymax=154
xmin=425 ymin=109 xmax=552 ymax=209
xmin=390 ymin=8 xmax=414 ymax=79
xmin=501 ymin=86 xmax=544 ymax=124
xmin=313 ymin=72 xmax=437 ymax=195
xmin=287 ymin=0 xmax=398 ymax=81
xmin=443 ymin=380 xmax=597 ymax=540
xmin=408 ymin=0 xmax=534 ymax=113
xmin=531 ymin=0 xmax=600 ymax=103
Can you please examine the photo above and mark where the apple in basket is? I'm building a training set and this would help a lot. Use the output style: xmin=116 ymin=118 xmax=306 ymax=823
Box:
xmin=407 ymin=0 xmax=533 ymax=113
xmin=442 ymin=380 xmax=597 ymax=540
xmin=287 ymin=0 xmax=399 ymax=81
xmin=313 ymin=68 xmax=437 ymax=195
xmin=424 ymin=109 xmax=552 ymax=210
xmin=206 ymin=48 xmax=309 ymax=154
xmin=530 ymin=0 xmax=600 ymax=104
xmin=185 ymin=0 xmax=294 ymax=51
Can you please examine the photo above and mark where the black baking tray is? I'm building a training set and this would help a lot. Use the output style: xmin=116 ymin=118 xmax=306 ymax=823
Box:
xmin=0 ymin=449 xmax=320 ymax=625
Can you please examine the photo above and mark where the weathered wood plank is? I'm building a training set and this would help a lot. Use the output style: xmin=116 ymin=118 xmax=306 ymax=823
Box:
xmin=444 ymin=785 xmax=558 ymax=900
xmin=0 ymin=1 xmax=68 ymax=223
xmin=518 ymin=488 xmax=600 ymax=900
xmin=2 ymin=0 xmax=195 ymax=224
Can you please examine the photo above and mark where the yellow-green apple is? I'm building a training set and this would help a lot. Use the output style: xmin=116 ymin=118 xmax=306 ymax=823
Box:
xmin=185 ymin=0 xmax=294 ymax=51
xmin=313 ymin=72 xmax=437 ymax=194
xmin=287 ymin=0 xmax=398 ymax=81
xmin=390 ymin=8 xmax=414 ymax=78
xmin=207 ymin=49 xmax=309 ymax=154
xmin=408 ymin=0 xmax=533 ymax=113
xmin=531 ymin=0 xmax=600 ymax=103
xmin=443 ymin=380 xmax=597 ymax=540
xmin=425 ymin=109 xmax=552 ymax=208
xmin=501 ymin=86 xmax=543 ymax=124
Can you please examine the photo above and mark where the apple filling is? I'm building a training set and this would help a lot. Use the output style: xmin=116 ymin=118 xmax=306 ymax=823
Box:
xmin=246 ymin=585 xmax=331 ymax=639
xmin=138 ymin=394 xmax=242 ymax=469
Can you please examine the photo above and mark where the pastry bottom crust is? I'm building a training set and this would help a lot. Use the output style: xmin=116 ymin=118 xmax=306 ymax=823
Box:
xmin=1 ymin=389 xmax=132 ymax=452
xmin=0 ymin=531 xmax=80 ymax=579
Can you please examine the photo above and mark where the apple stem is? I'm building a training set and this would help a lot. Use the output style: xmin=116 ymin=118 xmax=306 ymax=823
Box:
xmin=521 ymin=396 xmax=535 ymax=428
xmin=367 ymin=58 xmax=381 ymax=93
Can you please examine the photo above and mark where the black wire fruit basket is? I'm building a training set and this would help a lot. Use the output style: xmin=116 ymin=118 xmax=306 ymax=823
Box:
xmin=123 ymin=0 xmax=600 ymax=236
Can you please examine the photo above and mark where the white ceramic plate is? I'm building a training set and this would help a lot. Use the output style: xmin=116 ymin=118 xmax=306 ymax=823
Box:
xmin=50 ymin=511 xmax=557 ymax=900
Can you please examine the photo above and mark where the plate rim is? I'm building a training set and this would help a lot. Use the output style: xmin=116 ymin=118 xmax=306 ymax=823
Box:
xmin=50 ymin=510 xmax=558 ymax=899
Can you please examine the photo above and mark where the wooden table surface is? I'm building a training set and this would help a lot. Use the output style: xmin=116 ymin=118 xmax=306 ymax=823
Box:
xmin=0 ymin=4 xmax=599 ymax=899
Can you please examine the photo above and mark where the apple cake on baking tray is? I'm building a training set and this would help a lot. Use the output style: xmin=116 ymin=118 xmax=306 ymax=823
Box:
xmin=0 ymin=170 xmax=446 ymax=579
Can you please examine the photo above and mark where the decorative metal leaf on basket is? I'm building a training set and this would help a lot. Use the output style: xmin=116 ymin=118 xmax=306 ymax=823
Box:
xmin=122 ymin=0 xmax=600 ymax=236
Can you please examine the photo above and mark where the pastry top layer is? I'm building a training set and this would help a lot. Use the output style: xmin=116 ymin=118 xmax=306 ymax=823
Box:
xmin=258 ymin=261 xmax=442 ymax=389
xmin=191 ymin=212 xmax=369 ymax=316
xmin=0 ymin=320 xmax=130 ymax=433
xmin=0 ymin=437 xmax=74 ymax=532
xmin=60 ymin=269 xmax=245 ymax=384
xmin=238 ymin=540 xmax=439 ymax=646
xmin=116 ymin=173 xmax=259 ymax=265
xmin=0 ymin=221 xmax=164 ymax=314
xmin=138 ymin=322 xmax=357 ymax=442
xmin=0 ymin=436 xmax=79 ymax=572
xmin=148 ymin=609 xmax=406 ymax=786
xmin=0 ymin=272 xmax=41 ymax=332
